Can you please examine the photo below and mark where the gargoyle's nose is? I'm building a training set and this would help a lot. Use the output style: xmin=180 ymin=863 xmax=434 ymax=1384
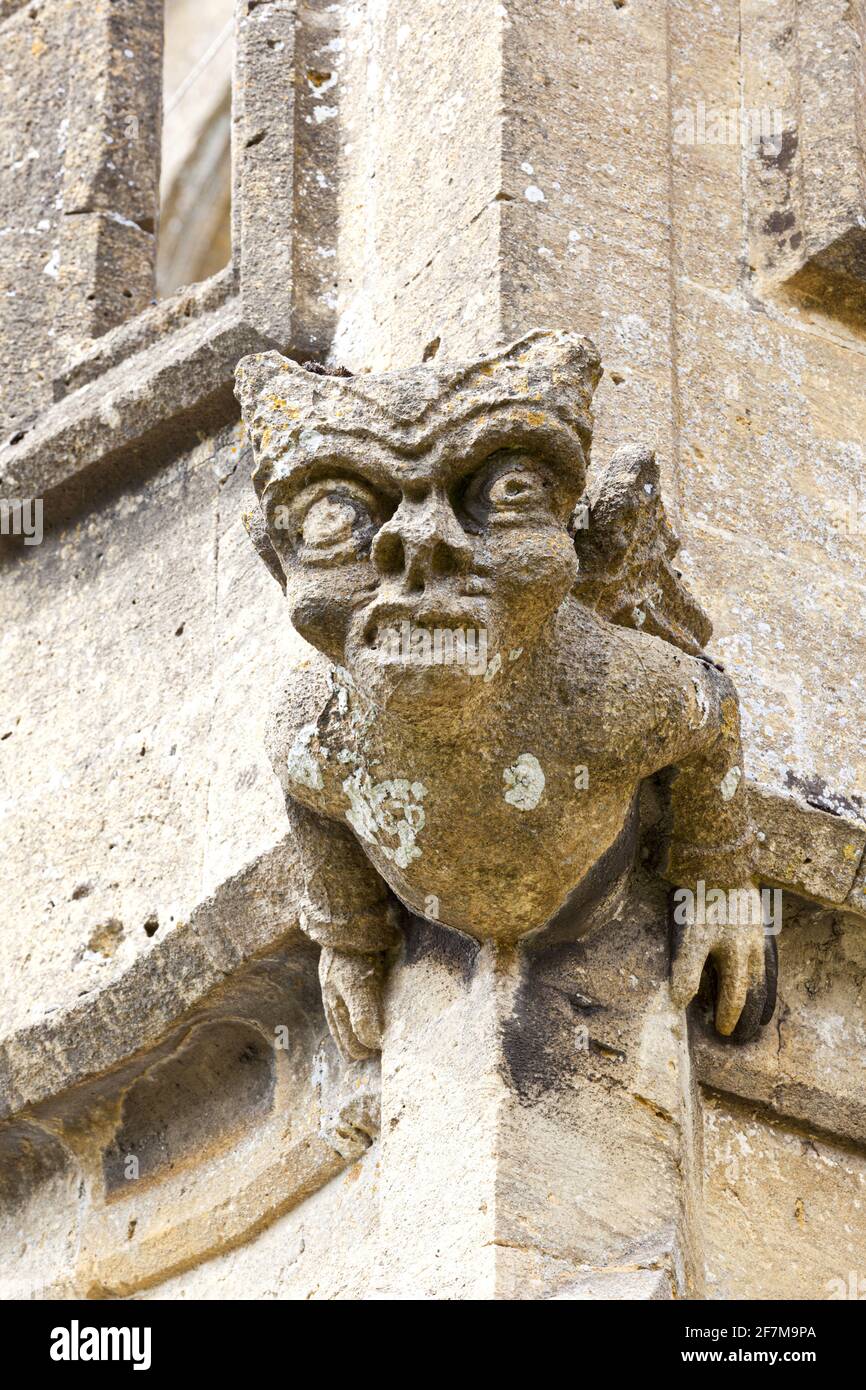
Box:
xmin=371 ymin=492 xmax=472 ymax=592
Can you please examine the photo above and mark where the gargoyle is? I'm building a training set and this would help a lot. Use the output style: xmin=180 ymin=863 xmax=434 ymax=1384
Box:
xmin=235 ymin=329 xmax=776 ymax=1060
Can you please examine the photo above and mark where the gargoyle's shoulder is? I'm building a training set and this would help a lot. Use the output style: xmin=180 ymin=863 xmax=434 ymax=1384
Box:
xmin=563 ymin=596 xmax=706 ymax=676
xmin=264 ymin=654 xmax=351 ymax=812
xmin=558 ymin=597 xmax=729 ymax=731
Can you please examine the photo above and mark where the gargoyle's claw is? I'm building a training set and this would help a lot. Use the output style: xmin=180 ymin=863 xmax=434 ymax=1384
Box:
xmin=324 ymin=993 xmax=372 ymax=1062
xmin=319 ymin=947 xmax=384 ymax=1062
xmin=729 ymin=934 xmax=778 ymax=1044
xmin=668 ymin=888 xmax=774 ymax=1042
xmin=761 ymin=932 xmax=779 ymax=1025
xmin=713 ymin=927 xmax=761 ymax=1035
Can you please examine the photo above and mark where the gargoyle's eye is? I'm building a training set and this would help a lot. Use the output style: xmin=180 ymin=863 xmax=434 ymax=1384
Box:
xmin=302 ymin=495 xmax=366 ymax=548
xmin=487 ymin=470 xmax=545 ymax=507
xmin=269 ymin=477 xmax=384 ymax=565
xmin=460 ymin=451 xmax=550 ymax=528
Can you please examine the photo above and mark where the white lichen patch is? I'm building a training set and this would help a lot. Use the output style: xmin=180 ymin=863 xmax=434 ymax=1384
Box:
xmin=342 ymin=770 xmax=426 ymax=868
xmin=299 ymin=427 xmax=325 ymax=454
xmin=691 ymin=676 xmax=710 ymax=729
xmin=286 ymin=723 xmax=324 ymax=792
xmin=503 ymin=754 xmax=545 ymax=810
xmin=329 ymin=664 xmax=363 ymax=725
xmin=720 ymin=765 xmax=742 ymax=801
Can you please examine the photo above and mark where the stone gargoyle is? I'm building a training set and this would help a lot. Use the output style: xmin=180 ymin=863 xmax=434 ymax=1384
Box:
xmin=235 ymin=329 xmax=777 ymax=1060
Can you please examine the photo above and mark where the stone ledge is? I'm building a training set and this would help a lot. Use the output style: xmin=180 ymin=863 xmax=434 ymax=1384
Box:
xmin=693 ymin=889 xmax=866 ymax=1149
xmin=0 ymin=826 xmax=380 ymax=1300
xmin=55 ymin=267 xmax=235 ymax=399
xmin=750 ymin=781 xmax=866 ymax=913
xmin=551 ymin=1267 xmax=673 ymax=1300
xmin=0 ymin=950 xmax=377 ymax=1299
xmin=0 ymin=832 xmax=305 ymax=1120
xmin=0 ymin=299 xmax=275 ymax=509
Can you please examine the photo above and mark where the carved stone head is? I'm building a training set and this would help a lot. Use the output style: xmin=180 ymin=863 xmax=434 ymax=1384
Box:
xmin=236 ymin=329 xmax=601 ymax=717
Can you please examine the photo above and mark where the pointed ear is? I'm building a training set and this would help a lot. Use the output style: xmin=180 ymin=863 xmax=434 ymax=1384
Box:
xmin=234 ymin=350 xmax=293 ymax=425
xmin=242 ymin=504 xmax=286 ymax=592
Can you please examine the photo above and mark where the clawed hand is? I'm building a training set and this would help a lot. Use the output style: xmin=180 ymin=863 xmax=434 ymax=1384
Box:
xmin=319 ymin=947 xmax=385 ymax=1061
xmin=670 ymin=888 xmax=778 ymax=1041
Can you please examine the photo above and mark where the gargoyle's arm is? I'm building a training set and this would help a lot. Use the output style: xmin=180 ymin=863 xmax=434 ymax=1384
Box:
xmin=658 ymin=663 xmax=757 ymax=893
xmin=284 ymin=794 xmax=401 ymax=1059
xmin=650 ymin=661 xmax=771 ymax=1038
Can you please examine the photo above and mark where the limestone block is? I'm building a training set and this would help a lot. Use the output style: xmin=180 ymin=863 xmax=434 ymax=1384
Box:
xmin=374 ymin=880 xmax=702 ymax=1301
xmin=552 ymin=1268 xmax=673 ymax=1301
xmin=744 ymin=0 xmax=866 ymax=314
xmin=0 ymin=0 xmax=71 ymax=432
xmin=332 ymin=0 xmax=504 ymax=369
xmin=234 ymin=0 xmax=297 ymax=346
xmin=669 ymin=280 xmax=866 ymax=809
xmin=0 ymin=422 xmax=302 ymax=1039
xmin=55 ymin=0 xmax=163 ymax=347
xmin=703 ymin=1093 xmax=866 ymax=1300
xmin=0 ymin=915 xmax=374 ymax=1297
xmin=140 ymin=1138 xmax=382 ymax=1300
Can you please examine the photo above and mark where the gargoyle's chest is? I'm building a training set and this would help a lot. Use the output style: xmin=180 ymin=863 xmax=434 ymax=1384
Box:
xmin=296 ymin=709 xmax=637 ymax=942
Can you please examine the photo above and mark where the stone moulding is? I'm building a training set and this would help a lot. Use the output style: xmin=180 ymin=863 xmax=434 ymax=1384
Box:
xmin=0 ymin=833 xmax=306 ymax=1120
xmin=0 ymin=835 xmax=377 ymax=1299
xmin=0 ymin=300 xmax=266 ymax=512
xmin=0 ymin=0 xmax=298 ymax=494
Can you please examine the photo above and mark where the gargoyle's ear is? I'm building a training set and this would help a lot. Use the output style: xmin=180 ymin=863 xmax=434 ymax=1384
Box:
xmin=234 ymin=350 xmax=293 ymax=427
xmin=242 ymin=503 xmax=286 ymax=593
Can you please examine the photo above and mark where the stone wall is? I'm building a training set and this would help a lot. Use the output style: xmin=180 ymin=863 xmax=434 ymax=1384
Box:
xmin=0 ymin=0 xmax=864 ymax=1300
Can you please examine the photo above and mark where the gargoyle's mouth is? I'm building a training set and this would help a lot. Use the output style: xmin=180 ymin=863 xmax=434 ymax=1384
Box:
xmin=359 ymin=601 xmax=489 ymax=652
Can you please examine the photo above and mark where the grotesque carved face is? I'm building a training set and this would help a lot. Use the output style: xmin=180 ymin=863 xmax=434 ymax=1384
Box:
xmin=236 ymin=330 xmax=601 ymax=718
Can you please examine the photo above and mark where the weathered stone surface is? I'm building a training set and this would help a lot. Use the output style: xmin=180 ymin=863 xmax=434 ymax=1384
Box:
xmin=0 ymin=0 xmax=864 ymax=1305
xmin=703 ymin=1093 xmax=866 ymax=1301
xmin=0 ymin=420 xmax=308 ymax=1046
xmin=0 ymin=880 xmax=374 ymax=1298
xmin=750 ymin=783 xmax=866 ymax=907
xmin=375 ymin=877 xmax=702 ymax=1300
xmin=0 ymin=0 xmax=70 ymax=433
xmin=744 ymin=0 xmax=866 ymax=314
xmin=140 ymin=1139 xmax=382 ymax=1300
xmin=55 ymin=0 xmax=163 ymax=346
